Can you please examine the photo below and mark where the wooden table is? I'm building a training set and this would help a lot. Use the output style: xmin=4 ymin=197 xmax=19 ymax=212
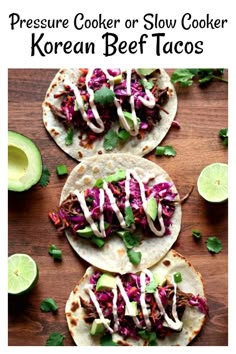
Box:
xmin=8 ymin=69 xmax=228 ymax=346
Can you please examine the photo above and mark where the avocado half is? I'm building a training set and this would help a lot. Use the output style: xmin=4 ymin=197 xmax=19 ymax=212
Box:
xmin=8 ymin=131 xmax=43 ymax=192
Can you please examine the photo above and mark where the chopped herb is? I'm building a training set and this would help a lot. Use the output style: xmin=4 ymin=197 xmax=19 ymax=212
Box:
xmin=105 ymin=169 xmax=126 ymax=183
xmin=91 ymin=236 xmax=105 ymax=248
xmin=124 ymin=206 xmax=135 ymax=227
xmin=171 ymin=68 xmax=228 ymax=87
xmin=138 ymin=330 xmax=158 ymax=345
xmin=218 ymin=128 xmax=228 ymax=146
xmin=118 ymin=231 xmax=140 ymax=249
xmin=192 ymin=229 xmax=202 ymax=239
xmin=173 ymin=272 xmax=182 ymax=283
xmin=65 ymin=127 xmax=73 ymax=146
xmin=56 ymin=164 xmax=68 ymax=176
xmin=46 ymin=332 xmax=64 ymax=346
xmin=117 ymin=129 xmax=130 ymax=142
xmin=145 ymin=280 xmax=159 ymax=293
xmin=206 ymin=236 xmax=223 ymax=254
xmin=48 ymin=244 xmax=62 ymax=261
xmin=94 ymin=178 xmax=104 ymax=188
xmin=100 ymin=334 xmax=118 ymax=346
xmin=39 ymin=165 xmax=50 ymax=187
xmin=137 ymin=68 xmax=156 ymax=76
xmin=139 ymin=78 xmax=154 ymax=90
xmin=103 ymin=129 xmax=118 ymax=151
xmin=155 ymin=145 xmax=176 ymax=157
xmin=94 ymin=86 xmax=115 ymax=105
xmin=127 ymin=249 xmax=142 ymax=265
xmin=40 ymin=298 xmax=58 ymax=313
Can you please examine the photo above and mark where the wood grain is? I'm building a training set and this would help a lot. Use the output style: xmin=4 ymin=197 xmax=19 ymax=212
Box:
xmin=8 ymin=69 xmax=228 ymax=346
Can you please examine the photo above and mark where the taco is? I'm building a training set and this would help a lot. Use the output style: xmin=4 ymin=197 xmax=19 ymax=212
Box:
xmin=65 ymin=249 xmax=208 ymax=346
xmin=49 ymin=154 xmax=181 ymax=273
xmin=42 ymin=68 xmax=177 ymax=160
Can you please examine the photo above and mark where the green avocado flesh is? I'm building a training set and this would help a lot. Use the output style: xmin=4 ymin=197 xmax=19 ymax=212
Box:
xmin=8 ymin=131 xmax=43 ymax=192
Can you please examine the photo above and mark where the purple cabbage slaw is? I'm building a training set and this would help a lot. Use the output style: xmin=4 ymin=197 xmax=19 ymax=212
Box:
xmin=50 ymin=174 xmax=177 ymax=241
xmin=84 ymin=271 xmax=208 ymax=341
xmin=52 ymin=68 xmax=169 ymax=144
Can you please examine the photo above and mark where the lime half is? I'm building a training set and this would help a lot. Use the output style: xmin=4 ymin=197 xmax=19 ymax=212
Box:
xmin=8 ymin=254 xmax=39 ymax=295
xmin=197 ymin=163 xmax=228 ymax=203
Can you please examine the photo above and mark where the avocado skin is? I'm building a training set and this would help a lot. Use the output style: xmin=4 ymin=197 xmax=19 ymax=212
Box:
xmin=8 ymin=130 xmax=43 ymax=192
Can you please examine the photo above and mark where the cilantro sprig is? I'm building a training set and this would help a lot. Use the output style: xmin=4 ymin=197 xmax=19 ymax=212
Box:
xmin=218 ymin=128 xmax=228 ymax=146
xmin=206 ymin=236 xmax=223 ymax=254
xmin=65 ymin=127 xmax=73 ymax=146
xmin=46 ymin=332 xmax=65 ymax=346
xmin=94 ymin=86 xmax=115 ymax=105
xmin=155 ymin=145 xmax=176 ymax=157
xmin=171 ymin=68 xmax=228 ymax=87
xmin=39 ymin=165 xmax=50 ymax=187
xmin=40 ymin=298 xmax=58 ymax=313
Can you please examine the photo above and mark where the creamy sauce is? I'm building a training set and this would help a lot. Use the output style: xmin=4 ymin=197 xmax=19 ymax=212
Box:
xmin=74 ymin=169 xmax=166 ymax=238
xmin=68 ymin=68 xmax=158 ymax=137
xmin=88 ymin=270 xmax=183 ymax=335
xmin=85 ymin=285 xmax=114 ymax=333
xmin=74 ymin=190 xmax=103 ymax=238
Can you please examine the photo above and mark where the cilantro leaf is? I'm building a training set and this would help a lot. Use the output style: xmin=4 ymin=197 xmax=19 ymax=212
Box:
xmin=155 ymin=145 xmax=176 ymax=157
xmin=139 ymin=78 xmax=154 ymax=90
xmin=206 ymin=236 xmax=223 ymax=254
xmin=137 ymin=68 xmax=156 ymax=76
xmin=100 ymin=334 xmax=118 ymax=346
xmin=46 ymin=332 xmax=64 ymax=346
xmin=94 ymin=178 xmax=104 ymax=188
xmin=219 ymin=128 xmax=228 ymax=146
xmin=103 ymin=129 xmax=118 ymax=151
xmin=48 ymin=244 xmax=62 ymax=261
xmin=171 ymin=68 xmax=228 ymax=87
xmin=94 ymin=86 xmax=115 ymax=105
xmin=127 ymin=249 xmax=142 ymax=265
xmin=117 ymin=129 xmax=130 ymax=142
xmin=40 ymin=298 xmax=58 ymax=313
xmin=124 ymin=206 xmax=135 ymax=227
xmin=192 ymin=229 xmax=202 ymax=239
xmin=138 ymin=330 xmax=158 ymax=346
xmin=118 ymin=231 xmax=140 ymax=249
xmin=39 ymin=165 xmax=50 ymax=187
xmin=171 ymin=69 xmax=195 ymax=87
xmin=65 ymin=127 xmax=73 ymax=146
xmin=145 ymin=280 xmax=159 ymax=293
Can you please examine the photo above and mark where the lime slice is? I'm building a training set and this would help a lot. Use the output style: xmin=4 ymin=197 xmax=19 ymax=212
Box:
xmin=8 ymin=254 xmax=39 ymax=295
xmin=197 ymin=163 xmax=228 ymax=202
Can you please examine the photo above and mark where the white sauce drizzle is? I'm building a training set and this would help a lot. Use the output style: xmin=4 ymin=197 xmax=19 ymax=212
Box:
xmin=115 ymin=276 xmax=142 ymax=328
xmin=112 ymin=287 xmax=119 ymax=332
xmin=140 ymin=271 xmax=152 ymax=330
xmin=99 ymin=188 xmax=106 ymax=238
xmin=74 ymin=190 xmax=103 ymax=238
xmin=102 ymin=181 xmax=126 ymax=229
xmin=85 ymin=285 xmax=114 ymax=333
xmin=153 ymin=282 xmax=183 ymax=331
xmin=130 ymin=170 xmax=165 ymax=237
xmin=124 ymin=169 xmax=131 ymax=209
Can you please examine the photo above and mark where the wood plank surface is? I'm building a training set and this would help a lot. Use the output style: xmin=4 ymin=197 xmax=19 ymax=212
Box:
xmin=8 ymin=69 xmax=228 ymax=346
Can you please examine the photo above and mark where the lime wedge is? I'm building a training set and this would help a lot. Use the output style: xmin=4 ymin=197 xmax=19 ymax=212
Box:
xmin=8 ymin=254 xmax=39 ymax=295
xmin=197 ymin=163 xmax=228 ymax=203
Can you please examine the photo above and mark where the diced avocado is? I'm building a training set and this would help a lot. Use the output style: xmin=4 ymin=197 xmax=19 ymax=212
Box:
xmin=77 ymin=226 xmax=94 ymax=238
xmin=90 ymin=318 xmax=111 ymax=335
xmin=104 ymin=169 xmax=126 ymax=183
xmin=125 ymin=301 xmax=138 ymax=316
xmin=96 ymin=274 xmax=116 ymax=291
xmin=153 ymin=272 xmax=166 ymax=286
xmin=112 ymin=74 xmax=122 ymax=85
xmin=146 ymin=197 xmax=158 ymax=221
xmin=8 ymin=130 xmax=43 ymax=192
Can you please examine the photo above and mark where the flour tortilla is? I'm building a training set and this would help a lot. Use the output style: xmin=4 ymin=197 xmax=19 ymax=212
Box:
xmin=60 ymin=154 xmax=181 ymax=274
xmin=65 ymin=249 xmax=206 ymax=346
xmin=42 ymin=69 xmax=177 ymax=161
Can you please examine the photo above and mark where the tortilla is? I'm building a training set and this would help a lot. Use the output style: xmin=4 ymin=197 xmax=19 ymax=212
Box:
xmin=42 ymin=68 xmax=177 ymax=161
xmin=59 ymin=153 xmax=181 ymax=274
xmin=65 ymin=249 xmax=207 ymax=346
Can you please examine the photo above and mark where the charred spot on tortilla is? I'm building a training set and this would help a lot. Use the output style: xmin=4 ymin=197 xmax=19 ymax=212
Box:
xmin=70 ymin=318 xmax=78 ymax=326
xmin=77 ymin=165 xmax=85 ymax=175
xmin=163 ymin=259 xmax=171 ymax=266
xmin=83 ymin=176 xmax=91 ymax=185
xmin=50 ymin=128 xmax=59 ymax=136
xmin=78 ymin=151 xmax=83 ymax=159
xmin=71 ymin=301 xmax=79 ymax=312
